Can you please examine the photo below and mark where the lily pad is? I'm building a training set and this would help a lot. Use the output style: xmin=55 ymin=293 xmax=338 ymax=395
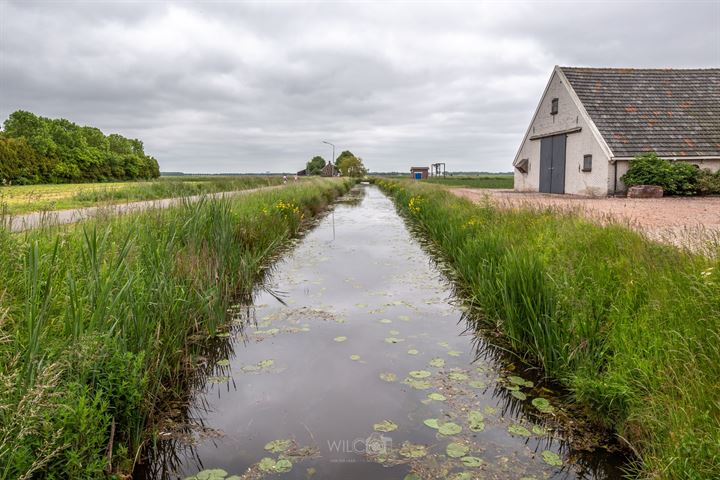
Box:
xmin=446 ymin=442 xmax=469 ymax=458
xmin=450 ymin=473 xmax=473 ymax=480
xmin=380 ymin=372 xmax=397 ymax=382
xmin=461 ymin=456 xmax=483 ymax=467
xmin=409 ymin=370 xmax=431 ymax=379
xmin=208 ymin=375 xmax=230 ymax=384
xmin=532 ymin=425 xmax=549 ymax=436
xmin=216 ymin=359 xmax=230 ymax=367
xmin=407 ymin=349 xmax=419 ymax=355
xmin=275 ymin=458 xmax=293 ymax=473
xmin=423 ymin=418 xmax=440 ymax=429
xmin=505 ymin=384 xmax=520 ymax=391
xmin=264 ymin=439 xmax=292 ymax=453
xmin=389 ymin=330 xmax=400 ymax=336
xmin=380 ymin=319 xmax=393 ymax=324
xmin=373 ymin=420 xmax=398 ymax=432
xmin=350 ymin=354 xmax=361 ymax=361
xmin=429 ymin=357 xmax=445 ymax=368
xmin=195 ymin=469 xmax=228 ymax=480
xmin=258 ymin=359 xmax=275 ymax=369
xmin=403 ymin=378 xmax=432 ymax=389
xmin=398 ymin=315 xmax=410 ymax=321
xmin=438 ymin=422 xmax=462 ymax=435
xmin=468 ymin=411 xmax=485 ymax=432
xmin=468 ymin=380 xmax=486 ymax=389
xmin=531 ymin=397 xmax=554 ymax=414
xmin=333 ymin=336 xmax=347 ymax=342
xmin=447 ymin=350 xmax=462 ymax=357
xmin=484 ymin=406 xmax=497 ymax=415
xmin=508 ymin=424 xmax=531 ymax=437
xmin=541 ymin=450 xmax=563 ymax=466
xmin=384 ymin=337 xmax=404 ymax=343
xmin=427 ymin=392 xmax=447 ymax=402
xmin=399 ymin=442 xmax=428 ymax=458
xmin=448 ymin=372 xmax=469 ymax=381
xmin=258 ymin=457 xmax=276 ymax=472
xmin=438 ymin=341 xmax=450 ymax=348
xmin=510 ymin=390 xmax=527 ymax=401
xmin=215 ymin=332 xmax=231 ymax=338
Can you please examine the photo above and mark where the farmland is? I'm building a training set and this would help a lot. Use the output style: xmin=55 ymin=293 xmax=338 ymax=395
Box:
xmin=0 ymin=176 xmax=286 ymax=214
xmin=376 ymin=178 xmax=720 ymax=478
xmin=0 ymin=178 xmax=352 ymax=478
xmin=424 ymin=174 xmax=514 ymax=189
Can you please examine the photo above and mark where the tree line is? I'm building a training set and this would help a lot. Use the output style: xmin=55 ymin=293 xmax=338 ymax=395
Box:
xmin=0 ymin=110 xmax=160 ymax=185
xmin=305 ymin=150 xmax=367 ymax=177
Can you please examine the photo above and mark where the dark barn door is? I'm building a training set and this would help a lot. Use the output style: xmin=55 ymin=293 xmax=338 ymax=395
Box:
xmin=539 ymin=134 xmax=566 ymax=194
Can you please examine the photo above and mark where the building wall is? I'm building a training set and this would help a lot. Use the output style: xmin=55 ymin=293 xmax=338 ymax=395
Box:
xmin=612 ymin=158 xmax=720 ymax=193
xmin=514 ymin=71 xmax=611 ymax=196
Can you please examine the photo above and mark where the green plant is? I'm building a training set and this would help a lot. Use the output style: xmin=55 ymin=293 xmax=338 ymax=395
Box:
xmin=621 ymin=153 xmax=698 ymax=195
xmin=697 ymin=169 xmax=720 ymax=195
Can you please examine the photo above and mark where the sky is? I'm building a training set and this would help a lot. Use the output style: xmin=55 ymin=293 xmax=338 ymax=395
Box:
xmin=1 ymin=1 xmax=718 ymax=173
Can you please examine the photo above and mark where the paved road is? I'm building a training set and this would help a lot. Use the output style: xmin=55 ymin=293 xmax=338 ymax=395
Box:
xmin=5 ymin=185 xmax=283 ymax=233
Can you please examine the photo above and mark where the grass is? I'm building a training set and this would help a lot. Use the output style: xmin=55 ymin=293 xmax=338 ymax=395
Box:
xmin=376 ymin=178 xmax=719 ymax=479
xmin=0 ymin=177 xmax=354 ymax=478
xmin=424 ymin=175 xmax=514 ymax=189
xmin=0 ymin=176 xmax=286 ymax=214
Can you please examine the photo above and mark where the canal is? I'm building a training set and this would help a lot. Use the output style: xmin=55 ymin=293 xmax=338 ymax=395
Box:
xmin=139 ymin=184 xmax=624 ymax=479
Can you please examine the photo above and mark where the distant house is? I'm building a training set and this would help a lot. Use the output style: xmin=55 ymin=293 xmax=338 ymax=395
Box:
xmin=513 ymin=66 xmax=720 ymax=195
xmin=410 ymin=167 xmax=429 ymax=179
xmin=321 ymin=163 xmax=338 ymax=177
xmin=296 ymin=169 xmax=307 ymax=176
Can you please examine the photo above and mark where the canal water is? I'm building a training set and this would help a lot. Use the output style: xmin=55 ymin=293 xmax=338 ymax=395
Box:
xmin=141 ymin=185 xmax=624 ymax=480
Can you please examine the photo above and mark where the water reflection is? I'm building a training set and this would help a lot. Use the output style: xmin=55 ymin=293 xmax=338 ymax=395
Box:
xmin=136 ymin=185 xmax=627 ymax=480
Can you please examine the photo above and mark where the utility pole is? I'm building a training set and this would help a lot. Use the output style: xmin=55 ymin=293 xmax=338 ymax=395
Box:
xmin=322 ymin=140 xmax=335 ymax=175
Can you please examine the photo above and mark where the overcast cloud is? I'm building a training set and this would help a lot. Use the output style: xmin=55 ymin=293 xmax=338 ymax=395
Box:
xmin=1 ymin=0 xmax=718 ymax=173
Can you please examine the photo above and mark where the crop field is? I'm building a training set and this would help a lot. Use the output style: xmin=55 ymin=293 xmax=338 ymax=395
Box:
xmin=0 ymin=178 xmax=353 ymax=478
xmin=376 ymin=178 xmax=720 ymax=479
xmin=0 ymin=176 xmax=286 ymax=214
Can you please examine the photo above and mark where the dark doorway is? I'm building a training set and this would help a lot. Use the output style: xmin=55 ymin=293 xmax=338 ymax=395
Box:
xmin=539 ymin=134 xmax=566 ymax=193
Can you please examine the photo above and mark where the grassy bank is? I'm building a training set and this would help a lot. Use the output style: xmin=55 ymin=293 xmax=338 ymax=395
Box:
xmin=0 ymin=176 xmax=286 ymax=214
xmin=424 ymin=175 xmax=513 ymax=189
xmin=376 ymin=178 xmax=719 ymax=479
xmin=0 ymin=178 xmax=353 ymax=478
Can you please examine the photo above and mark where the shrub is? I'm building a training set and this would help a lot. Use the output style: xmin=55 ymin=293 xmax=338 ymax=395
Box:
xmin=621 ymin=153 xmax=698 ymax=195
xmin=697 ymin=169 xmax=720 ymax=195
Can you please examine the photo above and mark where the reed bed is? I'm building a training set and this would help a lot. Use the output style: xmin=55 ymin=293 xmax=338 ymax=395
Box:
xmin=0 ymin=178 xmax=353 ymax=478
xmin=377 ymin=178 xmax=719 ymax=479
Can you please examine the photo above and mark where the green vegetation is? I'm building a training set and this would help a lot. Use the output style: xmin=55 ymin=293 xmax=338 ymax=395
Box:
xmin=335 ymin=150 xmax=367 ymax=177
xmin=0 ymin=110 xmax=160 ymax=184
xmin=377 ymin=178 xmax=720 ymax=479
xmin=305 ymin=156 xmax=326 ymax=175
xmin=0 ymin=178 xmax=353 ymax=478
xmin=0 ymin=175 xmax=284 ymax=214
xmin=424 ymin=175 xmax=513 ymax=189
xmin=621 ymin=152 xmax=720 ymax=195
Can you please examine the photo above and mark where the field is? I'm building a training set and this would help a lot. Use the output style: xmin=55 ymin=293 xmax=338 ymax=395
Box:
xmin=376 ymin=178 xmax=720 ymax=478
xmin=0 ymin=178 xmax=353 ymax=478
xmin=0 ymin=176 xmax=286 ymax=214
xmin=424 ymin=175 xmax=514 ymax=189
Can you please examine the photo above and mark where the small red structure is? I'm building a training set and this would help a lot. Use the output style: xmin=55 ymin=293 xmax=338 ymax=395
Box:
xmin=410 ymin=167 xmax=429 ymax=180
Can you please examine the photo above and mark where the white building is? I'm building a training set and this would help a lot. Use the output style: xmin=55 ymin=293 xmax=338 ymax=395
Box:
xmin=513 ymin=67 xmax=720 ymax=196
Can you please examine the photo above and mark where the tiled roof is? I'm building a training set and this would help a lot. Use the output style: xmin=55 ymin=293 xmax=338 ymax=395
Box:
xmin=560 ymin=67 xmax=720 ymax=158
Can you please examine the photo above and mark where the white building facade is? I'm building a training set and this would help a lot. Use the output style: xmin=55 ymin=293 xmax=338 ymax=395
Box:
xmin=513 ymin=67 xmax=720 ymax=196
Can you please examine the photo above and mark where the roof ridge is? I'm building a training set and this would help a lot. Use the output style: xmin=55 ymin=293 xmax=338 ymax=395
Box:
xmin=559 ymin=66 xmax=720 ymax=72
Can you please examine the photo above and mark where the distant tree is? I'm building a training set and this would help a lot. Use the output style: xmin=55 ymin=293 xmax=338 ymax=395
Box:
xmin=335 ymin=151 xmax=367 ymax=177
xmin=306 ymin=156 xmax=326 ymax=175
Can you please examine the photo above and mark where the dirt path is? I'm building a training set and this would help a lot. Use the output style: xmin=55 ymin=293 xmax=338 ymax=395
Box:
xmin=4 ymin=185 xmax=284 ymax=232
xmin=451 ymin=188 xmax=720 ymax=254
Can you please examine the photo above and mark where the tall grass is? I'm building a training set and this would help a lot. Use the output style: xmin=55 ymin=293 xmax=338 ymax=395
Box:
xmin=376 ymin=178 xmax=719 ymax=479
xmin=424 ymin=175 xmax=513 ymax=189
xmin=0 ymin=178 xmax=353 ymax=478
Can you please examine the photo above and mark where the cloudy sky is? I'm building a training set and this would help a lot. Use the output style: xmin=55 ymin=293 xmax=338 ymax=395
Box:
xmin=1 ymin=1 xmax=718 ymax=173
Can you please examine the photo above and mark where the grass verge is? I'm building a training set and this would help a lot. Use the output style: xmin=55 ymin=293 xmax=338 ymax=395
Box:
xmin=0 ymin=178 xmax=353 ymax=478
xmin=424 ymin=175 xmax=513 ymax=189
xmin=376 ymin=178 xmax=719 ymax=479
xmin=0 ymin=176 xmax=287 ymax=214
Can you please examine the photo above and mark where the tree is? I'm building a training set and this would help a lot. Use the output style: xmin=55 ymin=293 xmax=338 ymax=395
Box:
xmin=335 ymin=151 xmax=367 ymax=177
xmin=306 ymin=156 xmax=326 ymax=175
